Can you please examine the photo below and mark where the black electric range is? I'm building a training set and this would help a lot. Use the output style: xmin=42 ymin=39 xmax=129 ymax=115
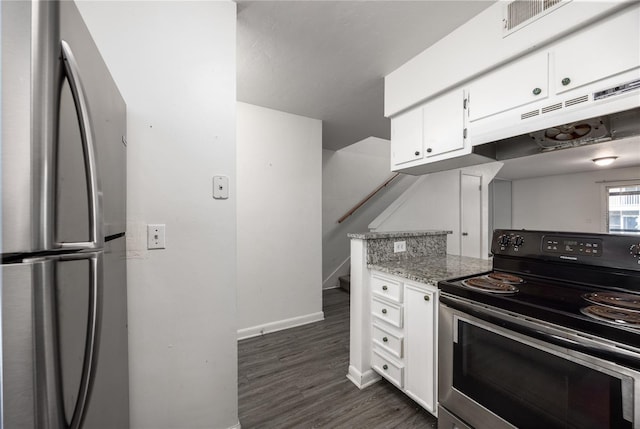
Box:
xmin=439 ymin=229 xmax=640 ymax=362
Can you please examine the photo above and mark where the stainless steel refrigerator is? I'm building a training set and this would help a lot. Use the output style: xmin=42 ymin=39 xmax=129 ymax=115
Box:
xmin=1 ymin=1 xmax=129 ymax=427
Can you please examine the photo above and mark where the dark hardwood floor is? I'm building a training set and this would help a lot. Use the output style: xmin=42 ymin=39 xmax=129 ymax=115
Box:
xmin=238 ymin=288 xmax=438 ymax=428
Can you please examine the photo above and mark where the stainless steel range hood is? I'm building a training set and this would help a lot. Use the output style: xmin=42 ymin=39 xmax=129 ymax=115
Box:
xmin=473 ymin=107 xmax=640 ymax=161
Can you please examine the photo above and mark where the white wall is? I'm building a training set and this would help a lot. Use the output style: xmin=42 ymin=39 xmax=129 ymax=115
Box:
xmin=236 ymin=103 xmax=323 ymax=339
xmin=512 ymin=166 xmax=640 ymax=233
xmin=371 ymin=162 xmax=503 ymax=258
xmin=322 ymin=137 xmax=418 ymax=288
xmin=77 ymin=2 xmax=238 ymax=428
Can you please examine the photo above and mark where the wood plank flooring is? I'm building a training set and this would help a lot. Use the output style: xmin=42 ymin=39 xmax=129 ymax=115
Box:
xmin=238 ymin=289 xmax=438 ymax=428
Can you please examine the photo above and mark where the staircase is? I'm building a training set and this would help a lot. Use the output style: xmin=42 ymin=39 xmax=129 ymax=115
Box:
xmin=339 ymin=275 xmax=351 ymax=293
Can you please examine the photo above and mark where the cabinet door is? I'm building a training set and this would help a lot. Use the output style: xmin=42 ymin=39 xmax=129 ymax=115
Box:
xmin=422 ymin=89 xmax=465 ymax=157
xmin=391 ymin=107 xmax=423 ymax=166
xmin=554 ymin=6 xmax=640 ymax=95
xmin=468 ymin=51 xmax=548 ymax=123
xmin=404 ymin=284 xmax=437 ymax=415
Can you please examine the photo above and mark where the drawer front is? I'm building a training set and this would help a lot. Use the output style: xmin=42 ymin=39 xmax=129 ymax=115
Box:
xmin=371 ymin=274 xmax=402 ymax=303
xmin=372 ymin=350 xmax=404 ymax=388
xmin=372 ymin=297 xmax=403 ymax=328
xmin=372 ymin=324 xmax=403 ymax=359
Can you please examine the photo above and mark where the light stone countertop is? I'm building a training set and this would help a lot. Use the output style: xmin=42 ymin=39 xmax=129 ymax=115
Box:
xmin=369 ymin=254 xmax=492 ymax=287
xmin=347 ymin=230 xmax=451 ymax=240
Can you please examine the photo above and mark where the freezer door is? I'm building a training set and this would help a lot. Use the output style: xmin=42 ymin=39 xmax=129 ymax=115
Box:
xmin=1 ymin=1 xmax=126 ymax=256
xmin=1 ymin=1 xmax=38 ymax=253
xmin=59 ymin=0 xmax=127 ymax=240
xmin=1 ymin=252 xmax=103 ymax=429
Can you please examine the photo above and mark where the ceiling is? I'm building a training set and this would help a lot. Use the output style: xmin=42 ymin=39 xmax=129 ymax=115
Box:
xmin=236 ymin=0 xmax=495 ymax=151
xmin=495 ymin=137 xmax=640 ymax=180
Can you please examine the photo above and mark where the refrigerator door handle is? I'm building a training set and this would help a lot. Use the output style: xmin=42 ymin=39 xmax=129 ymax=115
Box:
xmin=32 ymin=252 xmax=103 ymax=429
xmin=58 ymin=40 xmax=104 ymax=251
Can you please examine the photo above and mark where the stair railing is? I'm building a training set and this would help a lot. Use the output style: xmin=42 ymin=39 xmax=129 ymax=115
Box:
xmin=337 ymin=173 xmax=401 ymax=223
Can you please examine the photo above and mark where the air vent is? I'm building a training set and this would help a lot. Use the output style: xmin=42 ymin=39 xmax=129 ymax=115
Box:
xmin=565 ymin=95 xmax=589 ymax=107
xmin=521 ymin=109 xmax=540 ymax=120
xmin=541 ymin=103 xmax=563 ymax=114
xmin=503 ymin=0 xmax=571 ymax=35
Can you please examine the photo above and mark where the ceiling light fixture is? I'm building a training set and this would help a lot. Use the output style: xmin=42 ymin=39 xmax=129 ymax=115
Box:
xmin=592 ymin=156 xmax=618 ymax=166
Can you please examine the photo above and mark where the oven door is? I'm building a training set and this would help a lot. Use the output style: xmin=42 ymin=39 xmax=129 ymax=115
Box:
xmin=439 ymin=294 xmax=640 ymax=429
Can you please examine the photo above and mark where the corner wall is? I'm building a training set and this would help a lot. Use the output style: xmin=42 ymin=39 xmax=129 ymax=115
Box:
xmin=236 ymin=103 xmax=323 ymax=339
xmin=371 ymin=162 xmax=503 ymax=258
xmin=322 ymin=137 xmax=418 ymax=288
xmin=77 ymin=2 xmax=238 ymax=428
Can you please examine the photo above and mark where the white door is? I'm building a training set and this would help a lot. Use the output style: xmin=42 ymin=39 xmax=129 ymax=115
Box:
xmin=461 ymin=173 xmax=482 ymax=259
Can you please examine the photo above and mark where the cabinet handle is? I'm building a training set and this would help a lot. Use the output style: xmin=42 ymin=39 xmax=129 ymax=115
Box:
xmin=383 ymin=364 xmax=389 ymax=370
xmin=382 ymin=285 xmax=388 ymax=291
xmin=561 ymin=77 xmax=571 ymax=86
xmin=426 ymin=148 xmax=432 ymax=153
xmin=424 ymin=295 xmax=430 ymax=301
xmin=381 ymin=309 xmax=387 ymax=314
xmin=382 ymin=336 xmax=388 ymax=342
xmin=414 ymin=151 xmax=420 ymax=156
xmin=532 ymin=87 xmax=542 ymax=95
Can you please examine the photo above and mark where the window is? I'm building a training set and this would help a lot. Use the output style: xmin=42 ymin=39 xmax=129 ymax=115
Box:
xmin=606 ymin=184 xmax=640 ymax=234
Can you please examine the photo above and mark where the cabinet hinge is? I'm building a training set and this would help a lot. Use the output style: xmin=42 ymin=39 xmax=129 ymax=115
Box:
xmin=463 ymin=98 xmax=468 ymax=109
xmin=463 ymin=128 xmax=468 ymax=139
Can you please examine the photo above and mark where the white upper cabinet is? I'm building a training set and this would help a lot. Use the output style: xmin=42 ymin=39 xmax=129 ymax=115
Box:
xmin=423 ymin=89 xmax=465 ymax=157
xmin=391 ymin=108 xmax=423 ymax=166
xmin=553 ymin=7 xmax=640 ymax=95
xmin=467 ymin=51 xmax=549 ymax=123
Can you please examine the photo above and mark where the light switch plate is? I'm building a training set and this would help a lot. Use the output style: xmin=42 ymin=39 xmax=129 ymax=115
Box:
xmin=213 ymin=176 xmax=229 ymax=199
xmin=147 ymin=224 xmax=166 ymax=249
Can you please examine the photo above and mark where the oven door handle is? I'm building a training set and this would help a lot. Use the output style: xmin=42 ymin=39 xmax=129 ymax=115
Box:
xmin=441 ymin=294 xmax=640 ymax=366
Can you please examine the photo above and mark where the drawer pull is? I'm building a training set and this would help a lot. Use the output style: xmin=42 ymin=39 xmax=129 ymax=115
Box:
xmin=382 ymin=336 xmax=388 ymax=342
xmin=532 ymin=87 xmax=542 ymax=95
xmin=424 ymin=295 xmax=430 ymax=301
xmin=381 ymin=309 xmax=387 ymax=314
xmin=382 ymin=285 xmax=388 ymax=291
xmin=383 ymin=364 xmax=389 ymax=370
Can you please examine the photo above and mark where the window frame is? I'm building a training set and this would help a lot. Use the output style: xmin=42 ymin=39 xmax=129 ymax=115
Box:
xmin=601 ymin=180 xmax=640 ymax=234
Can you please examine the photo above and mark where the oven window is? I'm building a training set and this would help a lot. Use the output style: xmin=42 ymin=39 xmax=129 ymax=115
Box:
xmin=453 ymin=321 xmax=631 ymax=429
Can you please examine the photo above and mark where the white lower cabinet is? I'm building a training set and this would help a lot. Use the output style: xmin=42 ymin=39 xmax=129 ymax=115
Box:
xmin=370 ymin=271 xmax=438 ymax=417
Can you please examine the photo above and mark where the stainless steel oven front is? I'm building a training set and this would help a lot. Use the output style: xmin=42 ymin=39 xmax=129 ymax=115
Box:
xmin=439 ymin=294 xmax=640 ymax=429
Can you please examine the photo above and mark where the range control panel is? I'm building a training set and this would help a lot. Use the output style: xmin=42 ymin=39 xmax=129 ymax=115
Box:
xmin=491 ymin=229 xmax=640 ymax=271
xmin=543 ymin=236 xmax=603 ymax=257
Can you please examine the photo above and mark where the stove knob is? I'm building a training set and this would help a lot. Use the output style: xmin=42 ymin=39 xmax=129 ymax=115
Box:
xmin=513 ymin=236 xmax=524 ymax=247
xmin=631 ymin=244 xmax=640 ymax=257
xmin=498 ymin=235 xmax=511 ymax=246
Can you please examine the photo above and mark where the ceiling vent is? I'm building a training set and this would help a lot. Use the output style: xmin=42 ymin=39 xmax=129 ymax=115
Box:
xmin=503 ymin=0 xmax=570 ymax=36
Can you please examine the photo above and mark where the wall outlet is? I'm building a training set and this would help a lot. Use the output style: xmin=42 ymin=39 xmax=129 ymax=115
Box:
xmin=393 ymin=240 xmax=406 ymax=253
xmin=147 ymin=224 xmax=166 ymax=249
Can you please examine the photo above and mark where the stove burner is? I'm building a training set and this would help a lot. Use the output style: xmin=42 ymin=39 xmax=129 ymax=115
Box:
xmin=582 ymin=292 xmax=640 ymax=312
xmin=461 ymin=277 xmax=519 ymax=294
xmin=487 ymin=272 xmax=524 ymax=284
xmin=581 ymin=305 xmax=640 ymax=328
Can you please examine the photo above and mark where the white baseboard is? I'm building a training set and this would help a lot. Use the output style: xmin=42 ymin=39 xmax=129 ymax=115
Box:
xmin=237 ymin=311 xmax=325 ymax=340
xmin=227 ymin=421 xmax=241 ymax=429
xmin=347 ymin=365 xmax=381 ymax=389
xmin=322 ymin=256 xmax=351 ymax=290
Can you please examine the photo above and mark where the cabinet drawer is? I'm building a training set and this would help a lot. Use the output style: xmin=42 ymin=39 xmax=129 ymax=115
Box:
xmin=371 ymin=274 xmax=402 ymax=303
xmin=372 ymin=350 xmax=404 ymax=388
xmin=372 ymin=297 xmax=403 ymax=328
xmin=372 ymin=324 xmax=403 ymax=359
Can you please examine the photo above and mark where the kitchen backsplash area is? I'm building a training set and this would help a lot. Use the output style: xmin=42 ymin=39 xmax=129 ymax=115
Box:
xmin=348 ymin=230 xmax=450 ymax=265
